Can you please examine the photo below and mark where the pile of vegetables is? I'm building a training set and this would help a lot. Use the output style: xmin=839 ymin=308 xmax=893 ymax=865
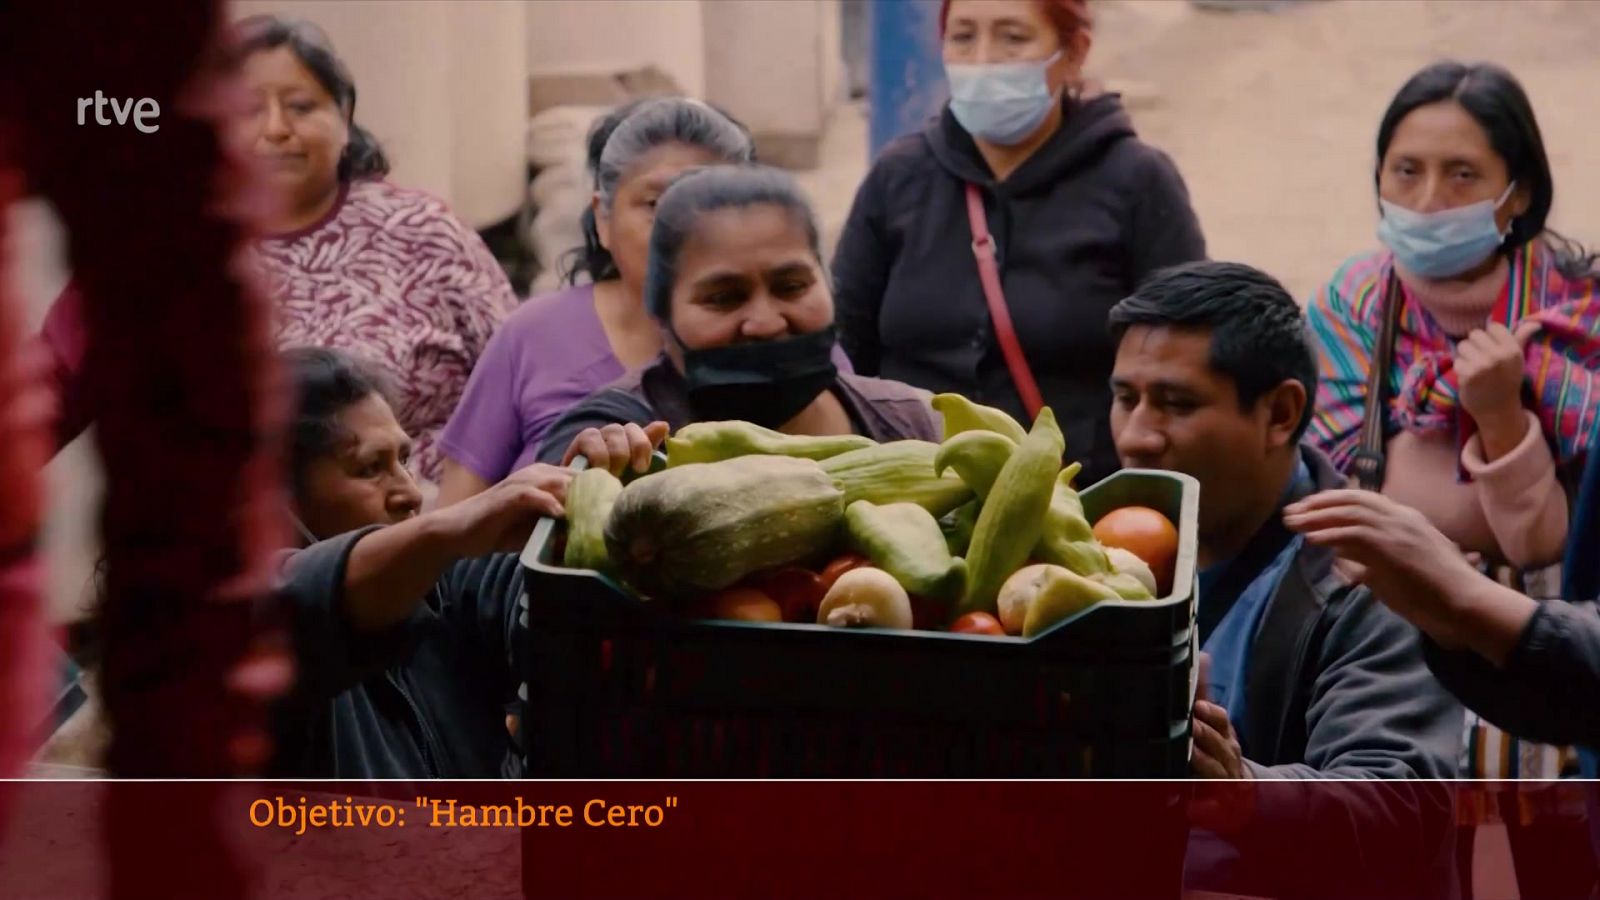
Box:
xmin=561 ymin=395 xmax=1181 ymax=639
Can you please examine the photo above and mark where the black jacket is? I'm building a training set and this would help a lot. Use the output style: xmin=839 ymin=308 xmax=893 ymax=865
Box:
xmin=1225 ymin=448 xmax=1463 ymax=782
xmin=832 ymin=94 xmax=1205 ymax=485
xmin=270 ymin=530 xmax=524 ymax=779
xmin=1186 ymin=446 xmax=1463 ymax=900
xmin=1424 ymin=600 xmax=1600 ymax=749
xmin=1423 ymin=426 xmax=1600 ymax=750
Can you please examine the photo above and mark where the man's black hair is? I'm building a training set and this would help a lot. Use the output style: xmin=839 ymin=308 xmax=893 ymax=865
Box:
xmin=1108 ymin=261 xmax=1318 ymax=441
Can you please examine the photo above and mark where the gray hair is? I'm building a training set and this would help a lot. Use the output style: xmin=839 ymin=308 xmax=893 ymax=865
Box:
xmin=595 ymin=97 xmax=754 ymax=211
xmin=643 ymin=165 xmax=824 ymax=320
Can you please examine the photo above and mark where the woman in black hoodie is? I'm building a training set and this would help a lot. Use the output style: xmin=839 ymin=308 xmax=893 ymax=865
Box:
xmin=833 ymin=0 xmax=1205 ymax=484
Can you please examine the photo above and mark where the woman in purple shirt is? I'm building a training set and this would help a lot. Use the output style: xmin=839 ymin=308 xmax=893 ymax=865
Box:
xmin=436 ymin=98 xmax=755 ymax=504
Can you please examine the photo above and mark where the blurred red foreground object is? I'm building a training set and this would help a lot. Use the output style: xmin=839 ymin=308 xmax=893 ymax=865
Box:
xmin=0 ymin=164 xmax=50 ymax=836
xmin=1 ymin=1 xmax=289 ymax=896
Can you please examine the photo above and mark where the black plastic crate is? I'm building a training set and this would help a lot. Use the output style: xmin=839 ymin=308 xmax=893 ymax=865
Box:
xmin=515 ymin=466 xmax=1199 ymax=778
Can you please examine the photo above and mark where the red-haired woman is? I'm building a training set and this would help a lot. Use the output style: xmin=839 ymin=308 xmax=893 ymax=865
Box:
xmin=833 ymin=0 xmax=1205 ymax=486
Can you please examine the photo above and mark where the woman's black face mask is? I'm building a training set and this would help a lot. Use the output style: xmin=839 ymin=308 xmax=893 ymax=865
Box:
xmin=678 ymin=326 xmax=839 ymax=428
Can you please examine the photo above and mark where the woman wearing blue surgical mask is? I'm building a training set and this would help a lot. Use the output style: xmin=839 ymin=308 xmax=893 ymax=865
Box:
xmin=1309 ymin=61 xmax=1600 ymax=573
xmin=1306 ymin=61 xmax=1600 ymax=898
xmin=832 ymin=0 xmax=1205 ymax=487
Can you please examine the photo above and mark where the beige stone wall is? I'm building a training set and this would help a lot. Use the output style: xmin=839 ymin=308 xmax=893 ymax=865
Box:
xmin=445 ymin=2 xmax=532 ymax=226
xmin=703 ymin=0 xmax=843 ymax=167
xmin=526 ymin=0 xmax=708 ymax=99
xmin=229 ymin=0 xmax=846 ymax=230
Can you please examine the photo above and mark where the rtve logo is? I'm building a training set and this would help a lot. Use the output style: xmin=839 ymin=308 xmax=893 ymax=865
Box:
xmin=77 ymin=91 xmax=160 ymax=134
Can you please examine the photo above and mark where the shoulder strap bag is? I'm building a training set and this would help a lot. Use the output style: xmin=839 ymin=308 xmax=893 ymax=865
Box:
xmin=964 ymin=184 xmax=1044 ymax=419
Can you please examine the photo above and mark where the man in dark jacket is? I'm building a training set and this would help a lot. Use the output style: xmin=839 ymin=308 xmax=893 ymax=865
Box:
xmin=1107 ymin=261 xmax=1462 ymax=898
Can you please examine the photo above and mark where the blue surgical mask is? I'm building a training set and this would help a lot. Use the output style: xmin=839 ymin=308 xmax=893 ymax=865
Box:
xmin=1377 ymin=181 xmax=1517 ymax=278
xmin=946 ymin=52 xmax=1062 ymax=146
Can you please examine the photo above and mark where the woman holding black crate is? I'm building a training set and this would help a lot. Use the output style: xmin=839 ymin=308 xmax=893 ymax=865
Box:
xmin=268 ymin=347 xmax=567 ymax=779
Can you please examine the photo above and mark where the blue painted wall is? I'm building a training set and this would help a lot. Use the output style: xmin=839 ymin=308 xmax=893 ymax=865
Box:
xmin=868 ymin=0 xmax=947 ymax=159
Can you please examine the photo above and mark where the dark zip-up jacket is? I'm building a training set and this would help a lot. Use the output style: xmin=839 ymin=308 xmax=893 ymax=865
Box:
xmin=1187 ymin=446 xmax=1463 ymax=900
xmin=1228 ymin=447 xmax=1462 ymax=780
xmin=1422 ymin=427 xmax=1600 ymax=748
xmin=269 ymin=529 xmax=524 ymax=779
xmin=832 ymin=94 xmax=1205 ymax=485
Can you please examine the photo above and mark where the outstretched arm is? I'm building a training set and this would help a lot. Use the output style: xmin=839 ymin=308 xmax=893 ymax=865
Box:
xmin=340 ymin=464 xmax=570 ymax=632
xmin=1284 ymin=488 xmax=1600 ymax=745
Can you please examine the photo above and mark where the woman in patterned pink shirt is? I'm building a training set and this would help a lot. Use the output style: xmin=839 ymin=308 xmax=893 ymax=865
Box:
xmin=235 ymin=16 xmax=517 ymax=483
xmin=37 ymin=17 xmax=515 ymax=485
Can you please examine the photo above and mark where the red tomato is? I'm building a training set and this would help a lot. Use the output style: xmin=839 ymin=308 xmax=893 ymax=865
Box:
xmin=696 ymin=587 xmax=783 ymax=623
xmin=818 ymin=554 xmax=871 ymax=591
xmin=748 ymin=567 xmax=826 ymax=623
xmin=1092 ymin=506 xmax=1179 ymax=595
xmin=950 ymin=611 xmax=1006 ymax=636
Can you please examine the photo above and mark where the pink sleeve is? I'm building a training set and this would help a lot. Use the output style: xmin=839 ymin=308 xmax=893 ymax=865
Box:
xmin=1461 ymin=410 xmax=1569 ymax=568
